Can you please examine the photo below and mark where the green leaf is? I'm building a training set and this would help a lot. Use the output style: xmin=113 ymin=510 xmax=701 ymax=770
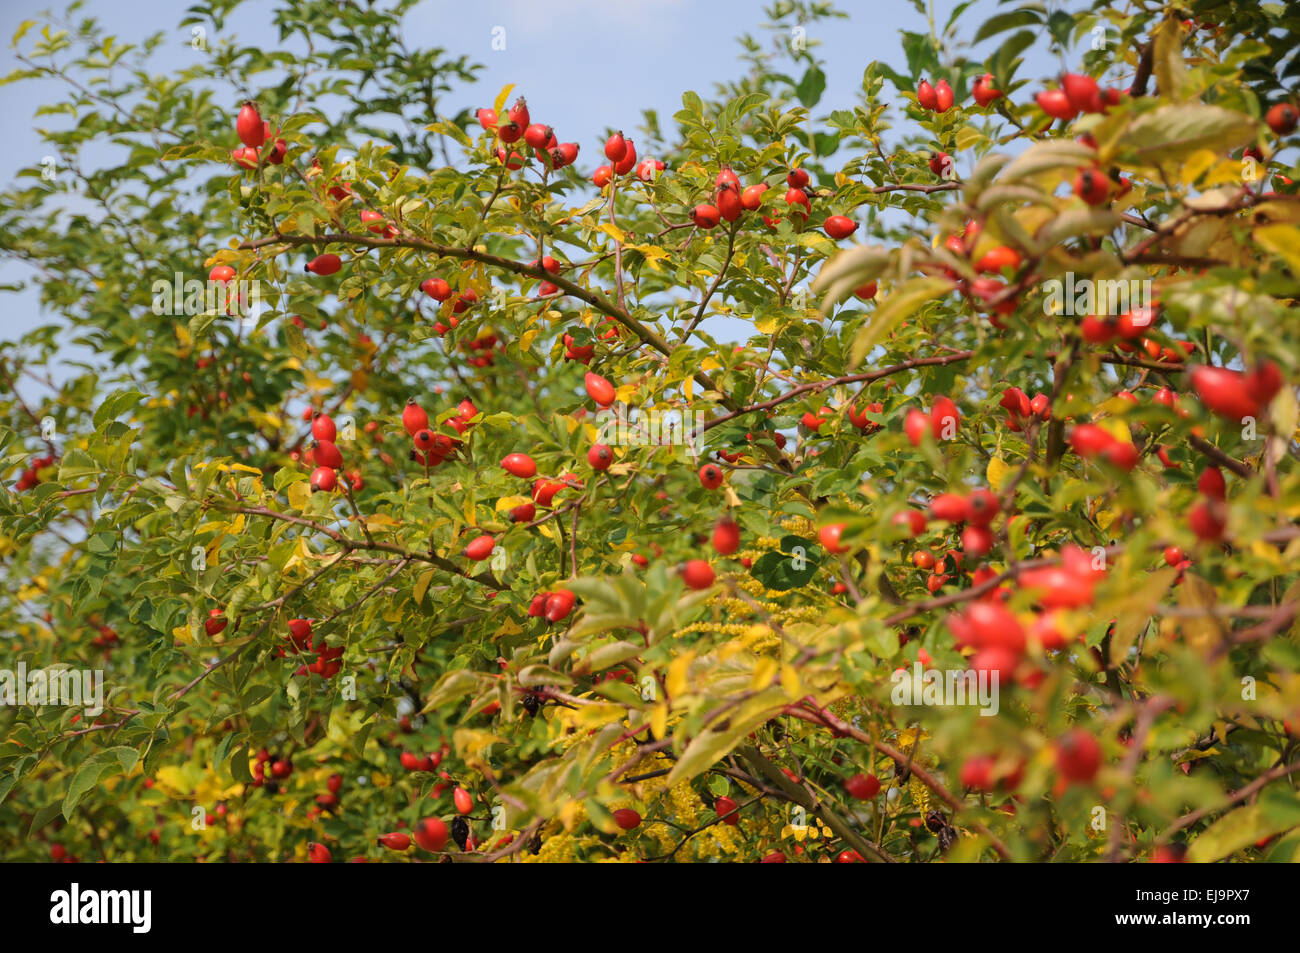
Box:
xmin=92 ymin=388 xmax=145 ymax=431
xmin=973 ymin=9 xmax=1043 ymax=43
xmin=795 ymin=65 xmax=826 ymax=109
xmin=62 ymin=758 xmax=115 ymax=817
xmin=849 ymin=275 xmax=953 ymax=367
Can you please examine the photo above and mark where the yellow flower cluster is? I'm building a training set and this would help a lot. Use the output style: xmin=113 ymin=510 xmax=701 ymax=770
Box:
xmin=780 ymin=515 xmax=815 ymax=537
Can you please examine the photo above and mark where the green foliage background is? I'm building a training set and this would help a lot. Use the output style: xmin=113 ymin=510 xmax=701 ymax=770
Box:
xmin=2 ymin=0 xmax=1300 ymax=862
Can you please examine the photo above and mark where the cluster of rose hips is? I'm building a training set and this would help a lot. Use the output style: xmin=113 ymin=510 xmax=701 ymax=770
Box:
xmin=477 ymin=97 xmax=579 ymax=172
xmin=592 ymin=129 xmax=664 ymax=185
xmin=688 ymin=166 xmax=857 ymax=241
xmin=1190 ymin=360 xmax=1282 ymax=424
xmin=303 ymin=411 xmax=360 ymax=493
xmin=230 ymin=102 xmax=287 ymax=169
xmin=400 ymin=396 xmax=478 ymax=471
xmin=250 ymin=747 xmax=294 ymax=789
xmin=998 ymin=386 xmax=1050 ymax=432
xmin=12 ymin=451 xmax=56 ymax=491
xmin=1035 ymin=73 xmax=1125 ymax=121
xmin=88 ymin=622 xmax=120 ymax=651
xmin=915 ymin=73 xmax=1004 ymax=113
xmin=419 ymin=277 xmax=481 ymax=333
xmin=280 ymin=617 xmax=344 ymax=678
xmin=903 ymin=395 xmax=961 ymax=446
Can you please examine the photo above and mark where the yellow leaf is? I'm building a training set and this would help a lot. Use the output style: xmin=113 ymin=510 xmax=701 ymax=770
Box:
xmin=1255 ymin=223 xmax=1300 ymax=275
xmin=649 ymin=703 xmax=668 ymax=740
xmin=1179 ymin=149 xmax=1219 ymax=186
xmin=780 ymin=664 xmax=800 ymax=699
xmin=464 ymin=492 xmax=477 ymax=527
xmin=1097 ymin=418 xmax=1133 ymax=444
xmin=494 ymin=618 xmax=523 ymax=639
xmin=598 ymin=222 xmax=626 ymax=244
xmin=492 ymin=83 xmax=515 ymax=116
xmin=414 ymin=569 xmax=436 ymax=604
xmin=287 ymin=480 xmax=311 ymax=512
xmin=667 ymin=651 xmax=695 ymax=698
xmin=751 ymin=657 xmax=778 ymax=691
xmin=986 ymin=455 xmax=1012 ymax=492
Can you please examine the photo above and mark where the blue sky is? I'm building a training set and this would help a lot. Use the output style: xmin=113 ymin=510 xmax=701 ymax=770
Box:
xmin=0 ymin=0 xmax=1060 ymax=354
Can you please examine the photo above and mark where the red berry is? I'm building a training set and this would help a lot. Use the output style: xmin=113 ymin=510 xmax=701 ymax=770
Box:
xmin=1035 ymin=88 xmax=1077 ymax=120
xmin=421 ymin=277 xmax=451 ymax=301
xmin=584 ymin=371 xmax=616 ymax=407
xmin=1266 ymin=103 xmax=1298 ymax=135
xmin=784 ymin=187 xmax=810 ymax=217
xmin=305 ymin=253 xmax=342 ymax=275
xmin=844 ymin=773 xmax=881 ymax=799
xmin=681 ymin=560 xmax=715 ymax=590
xmin=975 ymin=245 xmax=1021 ymax=274
xmin=818 ymin=523 xmax=848 ymax=554
xmin=413 ymin=817 xmax=449 ymax=852
xmin=453 ymin=786 xmax=473 ymax=815
xmin=698 ymin=464 xmax=724 ymax=489
xmin=1198 ymin=465 xmax=1227 ymax=499
xmin=824 ymin=215 xmax=857 ymax=239
xmin=714 ymin=795 xmax=740 ymax=825
xmin=604 ymin=131 xmax=628 ymax=162
xmin=741 ymin=183 xmax=768 ymax=210
xmin=501 ymin=452 xmax=537 ymax=478
xmin=587 ymin=443 xmax=613 ymax=470
xmin=717 ymin=187 xmax=744 ymax=222
xmin=1054 ymin=729 xmax=1102 ymax=784
xmin=236 ymin=102 xmax=265 ymax=148
xmin=544 ymin=588 xmax=576 ymax=622
xmin=904 ymin=408 xmax=929 ymax=446
xmin=464 ymin=534 xmax=495 ymax=561
xmin=934 ymin=79 xmax=954 ymax=112
xmin=916 ymin=79 xmax=937 ymax=110
xmin=1073 ymin=168 xmax=1109 ymax=205
xmin=1189 ymin=366 xmax=1259 ymax=420
xmin=1062 ymin=73 xmax=1102 ymax=113
xmin=378 ymin=832 xmax=411 ymax=851
xmin=929 ymin=493 xmax=970 ymax=524
xmin=310 ymin=466 xmax=337 ymax=492
xmin=1189 ymin=499 xmax=1227 ymax=541
xmin=508 ymin=97 xmax=530 ymax=129
xmin=612 ymin=808 xmax=641 ymax=830
xmin=402 ymin=399 xmax=429 ymax=437
xmin=204 ymin=609 xmax=227 ymax=636
xmin=712 ymin=517 xmax=741 ymax=556
xmin=691 ymin=204 xmax=720 ymax=229
xmin=972 ymin=73 xmax=1002 ymax=107
xmin=613 ymin=138 xmax=637 ymax=175
xmin=311 ymin=413 xmax=337 ymax=443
